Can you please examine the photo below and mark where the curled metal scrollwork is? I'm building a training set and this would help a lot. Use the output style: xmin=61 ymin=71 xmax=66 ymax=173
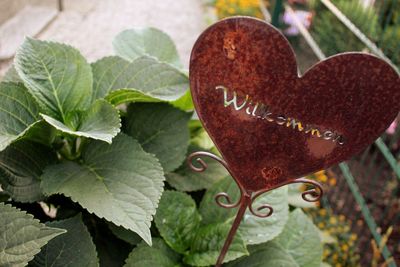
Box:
xmin=249 ymin=201 xmax=274 ymax=218
xmin=187 ymin=151 xmax=228 ymax=172
xmin=247 ymin=177 xmax=323 ymax=218
xmin=215 ymin=192 xmax=241 ymax=209
xmin=187 ymin=151 xmax=323 ymax=217
xmin=287 ymin=178 xmax=323 ymax=202
xmin=187 ymin=151 xmax=244 ymax=209
xmin=187 ymin=151 xmax=325 ymax=267
xmin=248 ymin=188 xmax=275 ymax=218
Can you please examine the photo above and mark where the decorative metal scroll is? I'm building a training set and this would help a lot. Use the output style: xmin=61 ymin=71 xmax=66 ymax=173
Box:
xmin=188 ymin=16 xmax=399 ymax=267
xmin=188 ymin=151 xmax=323 ymax=267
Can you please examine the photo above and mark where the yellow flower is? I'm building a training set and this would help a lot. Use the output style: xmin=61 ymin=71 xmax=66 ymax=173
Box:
xmin=314 ymin=170 xmax=329 ymax=183
xmin=332 ymin=253 xmax=339 ymax=260
xmin=350 ymin=233 xmax=357 ymax=241
xmin=329 ymin=217 xmax=337 ymax=225
xmin=254 ymin=10 xmax=262 ymax=18
xmin=318 ymin=222 xmax=325 ymax=228
xmin=339 ymin=215 xmax=345 ymax=221
xmin=319 ymin=175 xmax=328 ymax=183
xmin=329 ymin=178 xmax=337 ymax=186
xmin=341 ymin=244 xmax=349 ymax=252
xmin=319 ymin=209 xmax=327 ymax=216
xmin=215 ymin=0 xmax=224 ymax=7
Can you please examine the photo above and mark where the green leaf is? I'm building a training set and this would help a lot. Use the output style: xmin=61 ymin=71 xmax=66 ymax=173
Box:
xmin=2 ymin=65 xmax=22 ymax=83
xmin=113 ymin=28 xmax=182 ymax=67
xmin=125 ymin=103 xmax=190 ymax=172
xmin=41 ymin=134 xmax=165 ymax=245
xmin=199 ymin=176 xmax=289 ymax=245
xmin=15 ymin=38 xmax=92 ymax=121
xmin=0 ymin=82 xmax=40 ymax=151
xmin=188 ymin=119 xmax=218 ymax=152
xmin=198 ymin=176 xmax=240 ymax=224
xmin=108 ymin=223 xmax=142 ymax=246
xmin=171 ymin=90 xmax=194 ymax=111
xmin=0 ymin=139 xmax=57 ymax=202
xmin=106 ymin=89 xmax=194 ymax=108
xmin=240 ymin=186 xmax=289 ymax=245
xmin=274 ymin=209 xmax=323 ymax=267
xmin=92 ymin=56 xmax=188 ymax=101
xmin=228 ymin=209 xmax=322 ymax=266
xmin=183 ymin=223 xmax=248 ymax=266
xmin=166 ymin=146 xmax=228 ymax=192
xmin=30 ymin=214 xmax=99 ymax=267
xmin=225 ymin=242 xmax=299 ymax=267
xmin=106 ymin=89 xmax=161 ymax=106
xmin=0 ymin=203 xmax=65 ymax=267
xmin=190 ymin=128 xmax=215 ymax=151
xmin=41 ymin=99 xmax=121 ymax=143
xmin=154 ymin=191 xmax=201 ymax=254
xmin=0 ymin=191 xmax=10 ymax=202
xmin=124 ymin=238 xmax=181 ymax=267
xmin=21 ymin=120 xmax=57 ymax=147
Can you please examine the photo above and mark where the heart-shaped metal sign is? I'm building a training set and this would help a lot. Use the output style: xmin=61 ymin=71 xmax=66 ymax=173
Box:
xmin=189 ymin=17 xmax=400 ymax=193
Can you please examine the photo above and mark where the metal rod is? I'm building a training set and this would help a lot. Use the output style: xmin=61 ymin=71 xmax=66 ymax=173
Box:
xmin=375 ymin=138 xmax=400 ymax=181
xmin=320 ymin=0 xmax=399 ymax=73
xmin=188 ymin=151 xmax=323 ymax=266
xmin=339 ymin=163 xmax=396 ymax=267
xmin=215 ymin=192 xmax=251 ymax=267
xmin=259 ymin=0 xmax=271 ymax=23
xmin=284 ymin=4 xmax=326 ymax=61
xmin=271 ymin=0 xmax=283 ymax=27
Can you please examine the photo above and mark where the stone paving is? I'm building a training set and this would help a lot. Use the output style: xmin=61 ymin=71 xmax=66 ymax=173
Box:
xmin=0 ymin=0 xmax=206 ymax=75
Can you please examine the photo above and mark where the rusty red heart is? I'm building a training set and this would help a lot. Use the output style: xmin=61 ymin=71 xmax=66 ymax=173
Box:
xmin=189 ymin=17 xmax=400 ymax=192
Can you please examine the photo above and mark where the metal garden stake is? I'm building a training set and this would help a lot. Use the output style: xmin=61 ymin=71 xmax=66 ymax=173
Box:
xmin=188 ymin=17 xmax=400 ymax=267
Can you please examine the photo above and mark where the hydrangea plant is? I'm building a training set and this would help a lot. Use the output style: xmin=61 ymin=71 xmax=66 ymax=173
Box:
xmin=0 ymin=27 xmax=323 ymax=267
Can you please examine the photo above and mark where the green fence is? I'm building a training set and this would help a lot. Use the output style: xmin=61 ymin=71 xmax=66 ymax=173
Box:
xmin=270 ymin=0 xmax=400 ymax=265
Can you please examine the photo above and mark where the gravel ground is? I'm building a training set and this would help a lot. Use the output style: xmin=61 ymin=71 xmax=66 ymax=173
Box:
xmin=0 ymin=0 xmax=206 ymax=75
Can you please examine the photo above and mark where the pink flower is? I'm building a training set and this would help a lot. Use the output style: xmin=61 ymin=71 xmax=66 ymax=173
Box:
xmin=283 ymin=10 xmax=313 ymax=36
xmin=386 ymin=120 xmax=397 ymax=135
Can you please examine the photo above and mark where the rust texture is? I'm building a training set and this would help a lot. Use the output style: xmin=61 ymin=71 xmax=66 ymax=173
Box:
xmin=187 ymin=151 xmax=323 ymax=267
xmin=189 ymin=16 xmax=400 ymax=192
